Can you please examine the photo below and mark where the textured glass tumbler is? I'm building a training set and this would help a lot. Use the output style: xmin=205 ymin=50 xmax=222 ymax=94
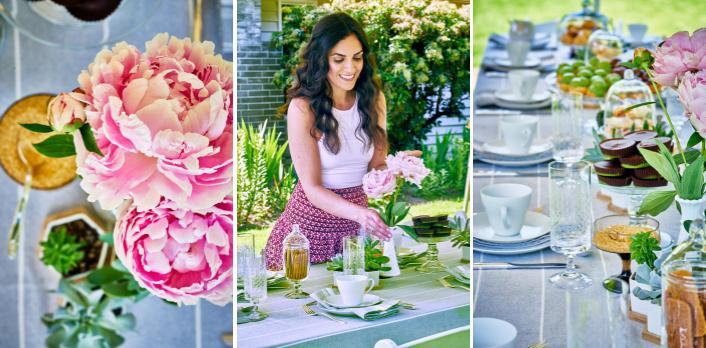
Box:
xmin=548 ymin=160 xmax=593 ymax=289
xmin=551 ymin=92 xmax=585 ymax=163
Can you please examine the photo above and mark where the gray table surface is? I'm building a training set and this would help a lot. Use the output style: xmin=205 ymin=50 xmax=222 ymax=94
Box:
xmin=472 ymin=39 xmax=677 ymax=347
xmin=0 ymin=1 xmax=232 ymax=347
xmin=237 ymin=242 xmax=471 ymax=348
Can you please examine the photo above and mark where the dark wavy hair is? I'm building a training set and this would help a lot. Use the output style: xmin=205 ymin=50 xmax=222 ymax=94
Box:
xmin=281 ymin=12 xmax=387 ymax=155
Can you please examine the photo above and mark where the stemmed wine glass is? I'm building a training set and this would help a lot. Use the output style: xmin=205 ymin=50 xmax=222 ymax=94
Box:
xmin=243 ymin=253 xmax=268 ymax=321
xmin=548 ymin=160 xmax=593 ymax=289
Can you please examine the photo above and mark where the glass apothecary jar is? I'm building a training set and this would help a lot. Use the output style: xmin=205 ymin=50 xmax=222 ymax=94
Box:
xmin=585 ymin=30 xmax=623 ymax=63
xmin=602 ymin=69 xmax=656 ymax=137
xmin=558 ymin=0 xmax=608 ymax=47
xmin=282 ymin=224 xmax=310 ymax=299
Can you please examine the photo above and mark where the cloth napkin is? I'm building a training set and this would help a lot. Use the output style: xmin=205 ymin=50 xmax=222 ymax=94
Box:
xmin=310 ymin=288 xmax=402 ymax=321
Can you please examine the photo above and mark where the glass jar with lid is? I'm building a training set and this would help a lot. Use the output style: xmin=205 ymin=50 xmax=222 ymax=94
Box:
xmin=585 ymin=30 xmax=624 ymax=63
xmin=282 ymin=224 xmax=310 ymax=299
xmin=602 ymin=69 xmax=656 ymax=137
xmin=558 ymin=0 xmax=609 ymax=47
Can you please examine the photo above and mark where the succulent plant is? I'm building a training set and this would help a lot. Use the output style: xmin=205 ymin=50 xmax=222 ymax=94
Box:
xmin=40 ymin=226 xmax=86 ymax=276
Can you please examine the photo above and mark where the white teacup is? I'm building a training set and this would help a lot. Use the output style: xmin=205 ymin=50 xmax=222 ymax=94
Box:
xmin=507 ymin=70 xmax=539 ymax=101
xmin=506 ymin=39 xmax=530 ymax=66
xmin=499 ymin=115 xmax=538 ymax=154
xmin=628 ymin=23 xmax=647 ymax=44
xmin=473 ymin=317 xmax=517 ymax=348
xmin=336 ymin=275 xmax=375 ymax=306
xmin=480 ymin=183 xmax=532 ymax=237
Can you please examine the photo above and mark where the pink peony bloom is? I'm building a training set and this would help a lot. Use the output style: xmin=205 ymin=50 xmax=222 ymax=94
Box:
xmin=385 ymin=152 xmax=430 ymax=187
xmin=653 ymin=29 xmax=706 ymax=87
xmin=73 ymin=34 xmax=233 ymax=212
xmin=114 ymin=197 xmax=233 ymax=306
xmin=678 ymin=70 xmax=706 ymax=138
xmin=363 ymin=169 xmax=397 ymax=199
xmin=48 ymin=92 xmax=87 ymax=132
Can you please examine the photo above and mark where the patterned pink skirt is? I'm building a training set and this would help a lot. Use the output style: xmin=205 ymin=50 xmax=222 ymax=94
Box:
xmin=264 ymin=183 xmax=367 ymax=270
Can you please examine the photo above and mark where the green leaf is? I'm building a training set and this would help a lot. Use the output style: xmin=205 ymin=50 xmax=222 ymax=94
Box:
xmin=638 ymin=190 xmax=676 ymax=216
xmin=688 ymin=132 xmax=705 ymax=148
xmin=20 ymin=123 xmax=53 ymax=133
xmin=79 ymin=123 xmax=103 ymax=156
xmin=397 ymin=225 xmax=417 ymax=242
xmin=62 ymin=121 xmax=83 ymax=134
xmin=623 ymin=101 xmax=656 ymax=114
xmin=58 ymin=279 xmax=89 ymax=308
xmin=102 ymin=281 xmax=136 ymax=298
xmin=681 ymin=155 xmax=706 ymax=199
xmin=675 ymin=149 xmax=701 ymax=165
xmin=33 ymin=134 xmax=76 ymax=158
xmin=639 ymin=147 xmax=680 ymax=187
xmin=87 ymin=266 xmax=124 ymax=285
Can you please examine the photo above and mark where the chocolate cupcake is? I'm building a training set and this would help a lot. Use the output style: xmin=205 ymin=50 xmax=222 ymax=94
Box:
xmin=624 ymin=130 xmax=658 ymax=142
xmin=632 ymin=176 xmax=668 ymax=187
xmin=619 ymin=154 xmax=649 ymax=169
xmin=634 ymin=167 xmax=661 ymax=180
xmin=598 ymin=174 xmax=632 ymax=186
xmin=412 ymin=215 xmax=431 ymax=224
xmin=600 ymin=138 xmax=637 ymax=158
xmin=638 ymin=137 xmax=673 ymax=153
xmin=60 ymin=0 xmax=123 ymax=22
xmin=594 ymin=160 xmax=627 ymax=177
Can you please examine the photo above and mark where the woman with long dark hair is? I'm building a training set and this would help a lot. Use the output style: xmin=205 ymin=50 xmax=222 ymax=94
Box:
xmin=264 ymin=13 xmax=400 ymax=270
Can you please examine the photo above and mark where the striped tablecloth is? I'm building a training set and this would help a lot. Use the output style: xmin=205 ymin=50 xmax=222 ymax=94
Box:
xmin=237 ymin=242 xmax=471 ymax=348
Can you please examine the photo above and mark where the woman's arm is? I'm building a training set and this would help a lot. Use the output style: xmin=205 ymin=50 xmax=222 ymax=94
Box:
xmin=287 ymin=98 xmax=390 ymax=240
xmin=369 ymin=92 xmax=388 ymax=171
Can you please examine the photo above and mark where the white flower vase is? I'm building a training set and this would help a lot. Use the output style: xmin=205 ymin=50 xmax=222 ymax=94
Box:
xmin=675 ymin=196 xmax=706 ymax=243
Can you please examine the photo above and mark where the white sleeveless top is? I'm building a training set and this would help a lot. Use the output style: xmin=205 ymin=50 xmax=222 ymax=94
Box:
xmin=318 ymin=97 xmax=374 ymax=189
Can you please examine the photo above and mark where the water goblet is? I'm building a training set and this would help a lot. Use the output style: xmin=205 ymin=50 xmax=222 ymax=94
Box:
xmin=244 ymin=253 xmax=268 ymax=321
xmin=548 ymin=160 xmax=593 ymax=289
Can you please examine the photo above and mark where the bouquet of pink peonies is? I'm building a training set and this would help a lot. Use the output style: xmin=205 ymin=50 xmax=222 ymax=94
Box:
xmin=362 ymin=152 xmax=430 ymax=240
xmin=23 ymin=33 xmax=233 ymax=306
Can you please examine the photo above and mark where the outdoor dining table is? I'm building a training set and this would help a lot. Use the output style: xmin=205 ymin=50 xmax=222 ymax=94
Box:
xmin=472 ymin=34 xmax=676 ymax=347
xmin=0 ymin=1 xmax=232 ymax=347
xmin=237 ymin=241 xmax=471 ymax=348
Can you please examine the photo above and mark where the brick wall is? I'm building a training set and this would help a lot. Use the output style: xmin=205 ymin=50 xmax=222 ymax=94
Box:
xmin=236 ymin=0 xmax=285 ymax=131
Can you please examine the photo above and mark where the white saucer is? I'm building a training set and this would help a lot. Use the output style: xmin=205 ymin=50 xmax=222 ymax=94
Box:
xmin=475 ymin=153 xmax=553 ymax=167
xmin=494 ymin=89 xmax=551 ymax=104
xmin=473 ymin=241 xmax=550 ymax=255
xmin=482 ymin=139 xmax=552 ymax=157
xmin=495 ymin=97 xmax=552 ymax=110
xmin=473 ymin=211 xmax=550 ymax=244
xmin=323 ymin=294 xmax=382 ymax=309
xmin=445 ymin=266 xmax=471 ymax=285
xmin=494 ymin=57 xmax=541 ymax=69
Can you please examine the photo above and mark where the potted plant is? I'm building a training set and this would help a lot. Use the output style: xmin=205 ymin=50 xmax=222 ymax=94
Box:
xmin=450 ymin=212 xmax=470 ymax=263
xmin=39 ymin=206 xmax=113 ymax=284
xmin=629 ymin=231 xmax=666 ymax=336
xmin=327 ymin=238 xmax=391 ymax=288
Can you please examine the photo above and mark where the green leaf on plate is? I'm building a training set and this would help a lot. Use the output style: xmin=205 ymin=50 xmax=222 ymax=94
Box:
xmin=638 ymin=190 xmax=676 ymax=216
xmin=33 ymin=134 xmax=76 ymax=158
xmin=20 ymin=123 xmax=53 ymax=133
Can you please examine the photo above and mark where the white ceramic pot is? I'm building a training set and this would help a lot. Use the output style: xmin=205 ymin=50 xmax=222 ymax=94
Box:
xmin=461 ymin=246 xmax=470 ymax=263
xmin=644 ymin=300 xmax=662 ymax=336
xmin=629 ymin=273 xmax=651 ymax=317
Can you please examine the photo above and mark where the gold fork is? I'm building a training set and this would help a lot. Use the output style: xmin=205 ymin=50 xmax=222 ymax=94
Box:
xmin=528 ymin=340 xmax=546 ymax=348
xmin=303 ymin=301 xmax=345 ymax=324
xmin=438 ymin=276 xmax=470 ymax=291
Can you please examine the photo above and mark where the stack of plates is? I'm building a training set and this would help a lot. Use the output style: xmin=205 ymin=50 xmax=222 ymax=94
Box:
xmin=473 ymin=211 xmax=551 ymax=255
xmin=493 ymin=88 xmax=552 ymax=110
xmin=474 ymin=139 xmax=553 ymax=167
xmin=446 ymin=265 xmax=471 ymax=285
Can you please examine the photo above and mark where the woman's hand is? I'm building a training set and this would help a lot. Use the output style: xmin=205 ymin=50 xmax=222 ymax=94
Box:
xmin=355 ymin=207 xmax=391 ymax=241
xmin=401 ymin=150 xmax=422 ymax=157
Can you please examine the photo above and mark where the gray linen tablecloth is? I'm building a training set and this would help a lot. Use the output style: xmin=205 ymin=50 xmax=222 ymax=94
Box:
xmin=238 ymin=242 xmax=471 ymax=348
xmin=472 ymin=38 xmax=676 ymax=347
xmin=0 ymin=1 xmax=232 ymax=347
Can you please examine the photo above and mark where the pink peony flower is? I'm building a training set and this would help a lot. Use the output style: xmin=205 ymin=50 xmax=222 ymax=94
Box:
xmin=653 ymin=29 xmax=706 ymax=87
xmin=385 ymin=152 xmax=430 ymax=187
xmin=48 ymin=92 xmax=87 ymax=132
xmin=363 ymin=169 xmax=397 ymax=199
xmin=678 ymin=70 xmax=706 ymax=138
xmin=73 ymin=34 xmax=233 ymax=212
xmin=114 ymin=197 xmax=233 ymax=306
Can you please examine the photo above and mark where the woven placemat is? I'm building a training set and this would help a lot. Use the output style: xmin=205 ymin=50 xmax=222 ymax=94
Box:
xmin=0 ymin=94 xmax=76 ymax=190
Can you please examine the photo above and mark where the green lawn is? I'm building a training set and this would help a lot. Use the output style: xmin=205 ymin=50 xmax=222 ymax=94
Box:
xmin=239 ymin=198 xmax=464 ymax=252
xmin=473 ymin=0 xmax=706 ymax=67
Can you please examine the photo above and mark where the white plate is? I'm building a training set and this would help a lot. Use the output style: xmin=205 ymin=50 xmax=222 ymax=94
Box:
xmin=495 ymin=97 xmax=552 ymax=110
xmin=482 ymin=139 xmax=552 ymax=157
xmin=323 ymin=294 xmax=382 ymax=309
xmin=473 ymin=241 xmax=550 ymax=255
xmin=494 ymin=89 xmax=551 ymax=104
xmin=473 ymin=211 xmax=550 ymax=244
xmin=446 ymin=266 xmax=471 ymax=285
xmin=475 ymin=153 xmax=553 ymax=167
xmin=494 ymin=57 xmax=541 ymax=69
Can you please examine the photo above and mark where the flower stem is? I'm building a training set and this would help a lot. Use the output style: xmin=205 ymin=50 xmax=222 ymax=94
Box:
xmin=646 ymin=69 xmax=686 ymax=164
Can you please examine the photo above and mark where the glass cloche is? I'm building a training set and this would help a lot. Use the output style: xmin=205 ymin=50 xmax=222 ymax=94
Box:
xmin=558 ymin=0 xmax=609 ymax=47
xmin=602 ymin=69 xmax=657 ymax=137
xmin=585 ymin=30 xmax=624 ymax=63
